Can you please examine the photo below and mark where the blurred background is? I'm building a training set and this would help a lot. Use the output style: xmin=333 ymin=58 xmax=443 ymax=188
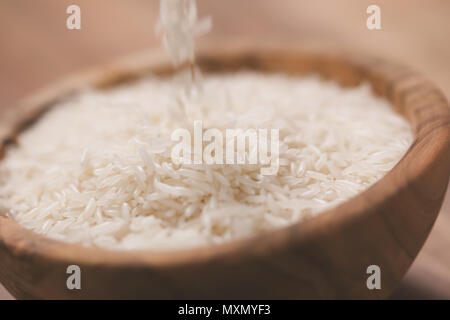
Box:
xmin=0 ymin=0 xmax=449 ymax=299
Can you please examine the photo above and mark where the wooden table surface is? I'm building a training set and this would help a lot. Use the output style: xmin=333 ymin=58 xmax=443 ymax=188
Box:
xmin=0 ymin=0 xmax=449 ymax=300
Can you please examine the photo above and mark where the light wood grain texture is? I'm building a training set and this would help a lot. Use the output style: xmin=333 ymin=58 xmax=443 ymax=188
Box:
xmin=0 ymin=0 xmax=449 ymax=299
xmin=0 ymin=45 xmax=449 ymax=299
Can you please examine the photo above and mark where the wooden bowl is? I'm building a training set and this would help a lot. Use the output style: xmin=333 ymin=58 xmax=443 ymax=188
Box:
xmin=0 ymin=45 xmax=449 ymax=299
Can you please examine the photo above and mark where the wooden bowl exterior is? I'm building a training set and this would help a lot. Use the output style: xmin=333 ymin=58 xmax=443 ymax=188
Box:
xmin=0 ymin=45 xmax=449 ymax=299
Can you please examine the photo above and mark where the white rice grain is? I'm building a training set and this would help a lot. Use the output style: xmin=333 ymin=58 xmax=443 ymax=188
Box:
xmin=0 ymin=72 xmax=413 ymax=250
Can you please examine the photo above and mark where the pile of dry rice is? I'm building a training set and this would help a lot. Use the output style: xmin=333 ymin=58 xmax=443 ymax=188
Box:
xmin=0 ymin=72 xmax=413 ymax=250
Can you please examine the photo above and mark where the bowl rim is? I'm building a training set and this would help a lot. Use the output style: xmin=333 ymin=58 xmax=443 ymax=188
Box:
xmin=0 ymin=43 xmax=449 ymax=269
